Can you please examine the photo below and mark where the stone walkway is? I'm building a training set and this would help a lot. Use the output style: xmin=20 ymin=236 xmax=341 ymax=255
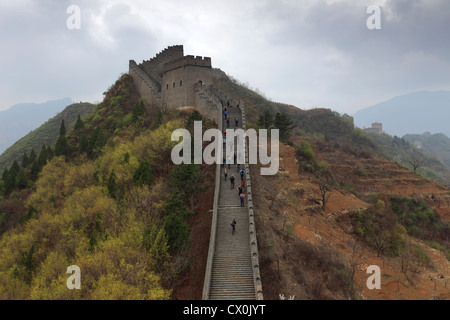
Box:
xmin=208 ymin=103 xmax=256 ymax=300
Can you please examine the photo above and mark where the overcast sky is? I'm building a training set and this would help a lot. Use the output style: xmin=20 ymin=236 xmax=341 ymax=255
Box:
xmin=0 ymin=0 xmax=449 ymax=114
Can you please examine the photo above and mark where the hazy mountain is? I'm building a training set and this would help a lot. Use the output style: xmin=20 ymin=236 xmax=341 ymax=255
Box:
xmin=353 ymin=91 xmax=450 ymax=137
xmin=0 ymin=97 xmax=73 ymax=154
xmin=403 ymin=132 xmax=450 ymax=169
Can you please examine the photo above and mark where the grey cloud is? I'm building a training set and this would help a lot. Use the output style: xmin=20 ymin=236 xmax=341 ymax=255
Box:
xmin=0 ymin=0 xmax=449 ymax=114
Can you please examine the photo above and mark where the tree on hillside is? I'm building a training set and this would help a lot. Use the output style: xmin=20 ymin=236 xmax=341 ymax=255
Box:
xmin=21 ymin=151 xmax=30 ymax=168
xmin=74 ymin=114 xmax=84 ymax=131
xmin=407 ymin=158 xmax=424 ymax=174
xmin=79 ymin=134 xmax=88 ymax=154
xmin=132 ymin=101 xmax=146 ymax=122
xmin=55 ymin=120 xmax=68 ymax=156
xmin=107 ymin=170 xmax=117 ymax=199
xmin=133 ymin=159 xmax=154 ymax=187
xmin=274 ymin=112 xmax=296 ymax=142
xmin=87 ymin=126 xmax=106 ymax=157
xmin=315 ymin=164 xmax=333 ymax=211
xmin=29 ymin=148 xmax=37 ymax=164
xmin=37 ymin=145 xmax=50 ymax=169
xmin=257 ymin=109 xmax=274 ymax=129
xmin=1 ymin=168 xmax=8 ymax=181
xmin=15 ymin=168 xmax=28 ymax=189
xmin=9 ymin=160 xmax=20 ymax=178
xmin=59 ymin=119 xmax=66 ymax=136
xmin=30 ymin=159 xmax=40 ymax=181
xmin=318 ymin=182 xmax=331 ymax=211
xmin=168 ymin=164 xmax=205 ymax=209
xmin=347 ymin=240 xmax=368 ymax=297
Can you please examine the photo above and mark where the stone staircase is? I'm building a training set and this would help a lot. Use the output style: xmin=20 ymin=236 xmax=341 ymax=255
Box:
xmin=207 ymin=105 xmax=257 ymax=300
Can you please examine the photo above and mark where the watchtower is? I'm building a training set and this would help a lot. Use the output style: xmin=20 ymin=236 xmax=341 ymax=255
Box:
xmin=129 ymin=45 xmax=214 ymax=114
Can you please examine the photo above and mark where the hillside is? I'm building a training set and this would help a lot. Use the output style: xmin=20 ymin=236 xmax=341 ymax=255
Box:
xmin=0 ymin=74 xmax=216 ymax=299
xmin=403 ymin=132 xmax=450 ymax=169
xmin=353 ymin=90 xmax=450 ymax=137
xmin=0 ymin=98 xmax=73 ymax=155
xmin=368 ymin=132 xmax=450 ymax=187
xmin=0 ymin=102 xmax=96 ymax=172
xmin=252 ymin=141 xmax=449 ymax=300
xmin=0 ymin=66 xmax=448 ymax=300
xmin=213 ymin=75 xmax=450 ymax=300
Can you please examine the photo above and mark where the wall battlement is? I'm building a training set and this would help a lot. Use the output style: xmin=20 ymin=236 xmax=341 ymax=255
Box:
xmin=163 ymin=55 xmax=212 ymax=73
xmin=141 ymin=45 xmax=184 ymax=77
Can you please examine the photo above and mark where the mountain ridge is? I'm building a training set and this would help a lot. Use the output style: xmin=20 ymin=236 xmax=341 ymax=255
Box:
xmin=0 ymin=97 xmax=73 ymax=154
xmin=353 ymin=90 xmax=450 ymax=138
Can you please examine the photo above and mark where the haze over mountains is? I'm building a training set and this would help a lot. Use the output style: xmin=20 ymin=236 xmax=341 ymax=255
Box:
xmin=0 ymin=97 xmax=73 ymax=155
xmin=353 ymin=91 xmax=450 ymax=138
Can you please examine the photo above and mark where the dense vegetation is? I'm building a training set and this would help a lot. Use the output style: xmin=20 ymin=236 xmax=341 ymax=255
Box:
xmin=352 ymin=193 xmax=450 ymax=261
xmin=0 ymin=74 xmax=214 ymax=299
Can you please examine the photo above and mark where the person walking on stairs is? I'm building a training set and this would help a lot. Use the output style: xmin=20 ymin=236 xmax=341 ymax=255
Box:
xmin=240 ymin=168 xmax=245 ymax=181
xmin=237 ymin=185 xmax=243 ymax=196
xmin=239 ymin=193 xmax=245 ymax=207
xmin=231 ymin=218 xmax=236 ymax=235
xmin=230 ymin=174 xmax=235 ymax=190
xmin=224 ymin=167 xmax=228 ymax=181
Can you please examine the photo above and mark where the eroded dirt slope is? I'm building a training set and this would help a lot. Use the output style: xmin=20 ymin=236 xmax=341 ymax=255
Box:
xmin=253 ymin=142 xmax=449 ymax=300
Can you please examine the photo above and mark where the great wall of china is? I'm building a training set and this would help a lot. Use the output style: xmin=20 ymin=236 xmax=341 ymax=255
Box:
xmin=129 ymin=45 xmax=263 ymax=300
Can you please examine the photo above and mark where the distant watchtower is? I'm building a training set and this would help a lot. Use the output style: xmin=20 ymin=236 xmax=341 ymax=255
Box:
xmin=129 ymin=45 xmax=217 ymax=120
xmin=364 ymin=122 xmax=383 ymax=135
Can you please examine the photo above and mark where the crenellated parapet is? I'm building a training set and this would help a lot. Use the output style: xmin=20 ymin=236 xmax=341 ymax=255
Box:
xmin=163 ymin=55 xmax=212 ymax=74
xmin=141 ymin=45 xmax=184 ymax=77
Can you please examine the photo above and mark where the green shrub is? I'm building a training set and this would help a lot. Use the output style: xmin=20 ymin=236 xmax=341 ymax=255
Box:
xmin=297 ymin=141 xmax=315 ymax=160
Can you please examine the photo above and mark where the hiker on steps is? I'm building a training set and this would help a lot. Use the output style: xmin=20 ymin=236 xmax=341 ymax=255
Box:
xmin=239 ymin=193 xmax=245 ymax=207
xmin=237 ymin=185 xmax=243 ymax=196
xmin=231 ymin=218 xmax=236 ymax=235
xmin=230 ymin=174 xmax=235 ymax=189
xmin=240 ymin=168 xmax=245 ymax=181
xmin=224 ymin=167 xmax=228 ymax=181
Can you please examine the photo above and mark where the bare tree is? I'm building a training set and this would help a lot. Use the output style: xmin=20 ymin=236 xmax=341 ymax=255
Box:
xmin=407 ymin=158 xmax=424 ymax=174
xmin=371 ymin=231 xmax=389 ymax=257
xmin=347 ymin=240 xmax=368 ymax=297
xmin=318 ymin=182 xmax=331 ymax=210
xmin=317 ymin=171 xmax=333 ymax=211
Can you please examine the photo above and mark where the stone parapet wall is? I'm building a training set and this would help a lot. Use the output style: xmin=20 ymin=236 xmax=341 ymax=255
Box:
xmin=129 ymin=60 xmax=161 ymax=106
xmin=241 ymin=100 xmax=264 ymax=300
xmin=163 ymin=55 xmax=212 ymax=74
